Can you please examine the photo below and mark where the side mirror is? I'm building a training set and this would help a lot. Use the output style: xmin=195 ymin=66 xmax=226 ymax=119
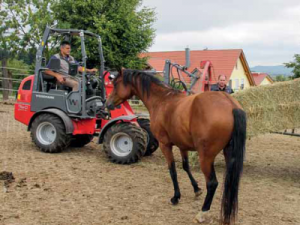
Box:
xmin=47 ymin=58 xmax=60 ymax=71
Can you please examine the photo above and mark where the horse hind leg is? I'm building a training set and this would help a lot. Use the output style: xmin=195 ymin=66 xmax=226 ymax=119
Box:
xmin=160 ymin=143 xmax=181 ymax=205
xmin=180 ymin=150 xmax=202 ymax=197
xmin=194 ymin=156 xmax=218 ymax=224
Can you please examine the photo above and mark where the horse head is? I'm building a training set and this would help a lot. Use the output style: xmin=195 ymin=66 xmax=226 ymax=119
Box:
xmin=105 ymin=69 xmax=135 ymax=110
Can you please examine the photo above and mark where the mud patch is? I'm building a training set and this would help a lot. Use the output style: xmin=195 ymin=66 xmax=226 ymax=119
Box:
xmin=0 ymin=171 xmax=15 ymax=181
xmin=0 ymin=171 xmax=15 ymax=192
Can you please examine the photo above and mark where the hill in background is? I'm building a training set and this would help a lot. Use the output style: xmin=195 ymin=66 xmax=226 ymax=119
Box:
xmin=250 ymin=65 xmax=293 ymax=77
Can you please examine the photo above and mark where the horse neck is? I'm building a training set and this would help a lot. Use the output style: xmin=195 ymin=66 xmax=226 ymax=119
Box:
xmin=133 ymin=81 xmax=183 ymax=114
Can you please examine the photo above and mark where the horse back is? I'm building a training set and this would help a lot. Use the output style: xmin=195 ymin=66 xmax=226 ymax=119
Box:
xmin=190 ymin=91 xmax=241 ymax=152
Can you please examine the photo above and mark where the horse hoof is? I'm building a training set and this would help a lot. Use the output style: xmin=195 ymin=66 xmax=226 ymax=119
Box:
xmin=195 ymin=189 xmax=203 ymax=198
xmin=171 ymin=197 xmax=179 ymax=205
xmin=194 ymin=211 xmax=209 ymax=223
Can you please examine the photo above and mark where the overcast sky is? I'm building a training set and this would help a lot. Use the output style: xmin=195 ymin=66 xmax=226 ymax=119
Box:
xmin=142 ymin=0 xmax=300 ymax=67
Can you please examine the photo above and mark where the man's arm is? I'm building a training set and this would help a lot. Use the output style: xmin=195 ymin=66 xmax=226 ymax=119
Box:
xmin=226 ymin=86 xmax=234 ymax=94
xmin=78 ymin=66 xmax=98 ymax=73
xmin=210 ymin=84 xmax=219 ymax=91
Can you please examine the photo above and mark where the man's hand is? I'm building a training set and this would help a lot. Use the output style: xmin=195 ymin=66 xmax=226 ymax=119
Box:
xmin=56 ymin=75 xmax=66 ymax=83
xmin=89 ymin=68 xmax=98 ymax=74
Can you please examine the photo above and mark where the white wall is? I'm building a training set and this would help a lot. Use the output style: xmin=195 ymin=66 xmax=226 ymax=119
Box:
xmin=229 ymin=58 xmax=251 ymax=91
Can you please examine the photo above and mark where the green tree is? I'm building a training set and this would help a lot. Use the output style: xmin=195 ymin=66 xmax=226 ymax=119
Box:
xmin=0 ymin=0 xmax=55 ymax=99
xmin=274 ymin=74 xmax=291 ymax=82
xmin=52 ymin=0 xmax=156 ymax=70
xmin=284 ymin=54 xmax=300 ymax=79
xmin=0 ymin=0 xmax=55 ymax=58
xmin=8 ymin=59 xmax=33 ymax=88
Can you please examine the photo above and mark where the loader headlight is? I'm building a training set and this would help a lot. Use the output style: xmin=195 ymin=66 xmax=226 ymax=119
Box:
xmin=108 ymin=74 xmax=116 ymax=80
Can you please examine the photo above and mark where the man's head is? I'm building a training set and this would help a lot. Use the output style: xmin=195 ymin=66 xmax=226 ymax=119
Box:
xmin=60 ymin=41 xmax=71 ymax=57
xmin=218 ymin=74 xmax=227 ymax=88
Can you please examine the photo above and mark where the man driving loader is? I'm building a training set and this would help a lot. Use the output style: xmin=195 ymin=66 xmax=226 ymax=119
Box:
xmin=45 ymin=41 xmax=98 ymax=91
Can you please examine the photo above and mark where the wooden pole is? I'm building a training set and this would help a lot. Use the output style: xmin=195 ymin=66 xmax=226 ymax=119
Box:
xmin=8 ymin=70 xmax=13 ymax=96
xmin=1 ymin=59 xmax=9 ymax=100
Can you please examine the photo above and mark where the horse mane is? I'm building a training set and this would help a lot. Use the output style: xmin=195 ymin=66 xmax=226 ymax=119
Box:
xmin=115 ymin=69 xmax=181 ymax=97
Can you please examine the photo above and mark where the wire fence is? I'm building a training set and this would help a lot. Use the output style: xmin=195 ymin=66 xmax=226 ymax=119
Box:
xmin=0 ymin=88 xmax=18 ymax=92
xmin=0 ymin=73 xmax=32 ymax=77
xmin=0 ymin=67 xmax=34 ymax=72
xmin=0 ymin=77 xmax=24 ymax=82
xmin=0 ymin=66 xmax=32 ymax=98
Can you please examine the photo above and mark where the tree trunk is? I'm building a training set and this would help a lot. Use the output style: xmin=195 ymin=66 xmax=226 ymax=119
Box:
xmin=1 ymin=59 xmax=9 ymax=100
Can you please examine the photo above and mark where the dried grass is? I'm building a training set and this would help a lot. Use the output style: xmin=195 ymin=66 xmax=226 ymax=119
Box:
xmin=232 ymin=78 xmax=300 ymax=137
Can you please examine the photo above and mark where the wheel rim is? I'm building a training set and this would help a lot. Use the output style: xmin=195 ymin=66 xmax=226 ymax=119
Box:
xmin=36 ymin=122 xmax=57 ymax=145
xmin=110 ymin=132 xmax=133 ymax=157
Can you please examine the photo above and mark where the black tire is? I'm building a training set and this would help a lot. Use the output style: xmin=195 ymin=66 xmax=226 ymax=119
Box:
xmin=30 ymin=113 xmax=71 ymax=153
xmin=137 ymin=118 xmax=159 ymax=156
xmin=70 ymin=134 xmax=94 ymax=147
xmin=103 ymin=123 xmax=147 ymax=164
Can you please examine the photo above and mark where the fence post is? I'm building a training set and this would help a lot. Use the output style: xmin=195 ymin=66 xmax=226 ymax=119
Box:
xmin=1 ymin=59 xmax=9 ymax=100
xmin=8 ymin=70 xmax=13 ymax=96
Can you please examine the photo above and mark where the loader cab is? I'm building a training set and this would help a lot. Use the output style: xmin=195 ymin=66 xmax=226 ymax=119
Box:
xmin=30 ymin=27 xmax=106 ymax=118
xmin=32 ymin=57 xmax=82 ymax=115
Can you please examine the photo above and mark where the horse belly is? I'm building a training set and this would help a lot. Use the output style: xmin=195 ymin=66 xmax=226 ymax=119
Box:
xmin=169 ymin=127 xmax=194 ymax=150
xmin=168 ymin=104 xmax=195 ymax=149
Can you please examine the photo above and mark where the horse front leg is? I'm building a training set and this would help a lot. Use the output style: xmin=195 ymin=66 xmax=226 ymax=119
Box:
xmin=160 ymin=143 xmax=181 ymax=205
xmin=180 ymin=150 xmax=202 ymax=197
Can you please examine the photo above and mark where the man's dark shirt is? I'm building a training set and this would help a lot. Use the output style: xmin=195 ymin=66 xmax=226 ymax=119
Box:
xmin=210 ymin=83 xmax=234 ymax=94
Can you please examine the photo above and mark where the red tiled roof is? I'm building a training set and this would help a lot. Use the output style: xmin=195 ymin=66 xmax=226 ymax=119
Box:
xmin=140 ymin=49 xmax=254 ymax=85
xmin=252 ymin=72 xmax=274 ymax=85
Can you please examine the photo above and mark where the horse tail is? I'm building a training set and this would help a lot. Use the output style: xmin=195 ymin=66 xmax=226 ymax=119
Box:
xmin=221 ymin=108 xmax=246 ymax=224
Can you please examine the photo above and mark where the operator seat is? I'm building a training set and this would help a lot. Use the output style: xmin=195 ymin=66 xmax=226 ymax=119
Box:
xmin=42 ymin=58 xmax=72 ymax=92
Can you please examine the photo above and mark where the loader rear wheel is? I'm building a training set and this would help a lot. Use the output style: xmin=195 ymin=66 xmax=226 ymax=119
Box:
xmin=137 ymin=118 xmax=159 ymax=156
xmin=103 ymin=123 xmax=147 ymax=164
xmin=31 ymin=114 xmax=71 ymax=153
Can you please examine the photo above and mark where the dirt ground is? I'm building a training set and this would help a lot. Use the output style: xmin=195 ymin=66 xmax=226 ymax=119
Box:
xmin=0 ymin=102 xmax=299 ymax=225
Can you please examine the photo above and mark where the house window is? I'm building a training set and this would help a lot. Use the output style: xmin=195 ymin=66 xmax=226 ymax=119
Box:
xmin=241 ymin=78 xmax=244 ymax=89
xmin=235 ymin=79 xmax=239 ymax=90
xmin=228 ymin=79 xmax=232 ymax=88
xmin=235 ymin=62 xmax=238 ymax=70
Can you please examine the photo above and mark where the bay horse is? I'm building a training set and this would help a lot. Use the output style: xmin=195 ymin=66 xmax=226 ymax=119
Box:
xmin=106 ymin=69 xmax=246 ymax=224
